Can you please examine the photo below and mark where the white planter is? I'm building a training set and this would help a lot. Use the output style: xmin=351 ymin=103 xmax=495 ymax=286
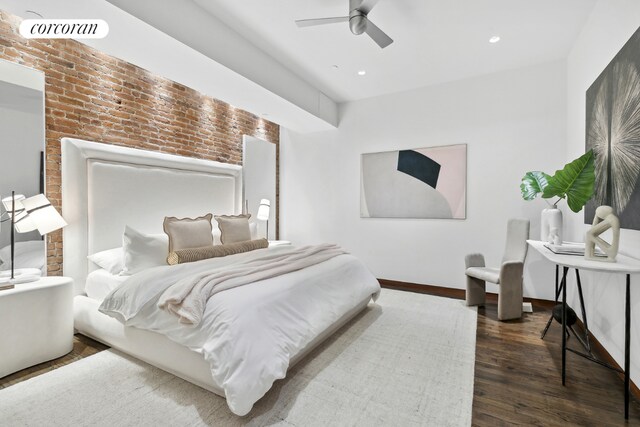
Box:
xmin=541 ymin=207 xmax=563 ymax=244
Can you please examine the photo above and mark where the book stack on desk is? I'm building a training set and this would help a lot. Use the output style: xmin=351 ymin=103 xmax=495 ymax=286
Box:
xmin=544 ymin=242 xmax=606 ymax=257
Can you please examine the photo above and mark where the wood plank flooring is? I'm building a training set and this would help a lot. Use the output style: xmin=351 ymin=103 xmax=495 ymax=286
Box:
xmin=1 ymin=290 xmax=638 ymax=425
xmin=473 ymin=301 xmax=640 ymax=426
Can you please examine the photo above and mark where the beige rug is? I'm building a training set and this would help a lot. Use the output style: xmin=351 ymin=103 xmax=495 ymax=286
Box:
xmin=0 ymin=289 xmax=477 ymax=426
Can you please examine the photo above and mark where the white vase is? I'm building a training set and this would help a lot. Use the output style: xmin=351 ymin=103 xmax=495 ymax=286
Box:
xmin=541 ymin=208 xmax=563 ymax=244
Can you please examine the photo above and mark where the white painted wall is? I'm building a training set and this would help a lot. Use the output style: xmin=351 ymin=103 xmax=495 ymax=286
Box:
xmin=566 ymin=0 xmax=640 ymax=390
xmin=281 ymin=60 xmax=567 ymax=301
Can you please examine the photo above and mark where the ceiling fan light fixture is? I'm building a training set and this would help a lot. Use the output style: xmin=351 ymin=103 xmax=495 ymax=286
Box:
xmin=349 ymin=12 xmax=367 ymax=35
xmin=295 ymin=0 xmax=393 ymax=49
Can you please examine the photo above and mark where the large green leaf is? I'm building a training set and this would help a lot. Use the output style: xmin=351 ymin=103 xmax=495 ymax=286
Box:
xmin=520 ymin=171 xmax=552 ymax=201
xmin=542 ymin=150 xmax=595 ymax=212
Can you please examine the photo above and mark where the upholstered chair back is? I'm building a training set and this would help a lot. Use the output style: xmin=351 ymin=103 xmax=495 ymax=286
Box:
xmin=502 ymin=219 xmax=530 ymax=264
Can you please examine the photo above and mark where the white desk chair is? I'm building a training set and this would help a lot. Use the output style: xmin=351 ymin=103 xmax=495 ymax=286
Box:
xmin=465 ymin=219 xmax=530 ymax=320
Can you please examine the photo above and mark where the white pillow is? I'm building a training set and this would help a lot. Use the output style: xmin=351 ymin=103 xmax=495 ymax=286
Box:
xmin=87 ymin=247 xmax=124 ymax=275
xmin=122 ymin=226 xmax=169 ymax=275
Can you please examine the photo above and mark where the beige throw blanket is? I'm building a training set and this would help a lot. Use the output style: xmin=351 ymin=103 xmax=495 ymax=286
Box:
xmin=158 ymin=244 xmax=347 ymax=326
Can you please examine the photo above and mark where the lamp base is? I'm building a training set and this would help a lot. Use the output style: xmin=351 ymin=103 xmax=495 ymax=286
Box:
xmin=0 ymin=268 xmax=42 ymax=285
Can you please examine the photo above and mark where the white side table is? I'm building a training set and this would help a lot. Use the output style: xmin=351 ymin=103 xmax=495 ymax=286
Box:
xmin=527 ymin=240 xmax=640 ymax=420
xmin=269 ymin=240 xmax=292 ymax=247
xmin=0 ymin=277 xmax=74 ymax=378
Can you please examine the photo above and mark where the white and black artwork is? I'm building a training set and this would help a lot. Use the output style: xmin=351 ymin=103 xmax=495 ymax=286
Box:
xmin=360 ymin=144 xmax=466 ymax=219
xmin=585 ymin=26 xmax=640 ymax=230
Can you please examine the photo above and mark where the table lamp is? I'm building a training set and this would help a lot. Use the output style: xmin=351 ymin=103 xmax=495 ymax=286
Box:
xmin=256 ymin=199 xmax=271 ymax=240
xmin=0 ymin=192 xmax=67 ymax=287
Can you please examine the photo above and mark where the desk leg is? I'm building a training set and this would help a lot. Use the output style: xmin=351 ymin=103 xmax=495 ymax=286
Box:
xmin=555 ymin=265 xmax=559 ymax=302
xmin=561 ymin=266 xmax=568 ymax=386
xmin=625 ymin=274 xmax=630 ymax=419
xmin=541 ymin=265 xmax=562 ymax=339
xmin=575 ymin=270 xmax=591 ymax=352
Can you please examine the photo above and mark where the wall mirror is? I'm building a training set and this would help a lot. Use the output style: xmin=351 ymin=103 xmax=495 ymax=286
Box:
xmin=243 ymin=135 xmax=276 ymax=240
xmin=0 ymin=59 xmax=46 ymax=273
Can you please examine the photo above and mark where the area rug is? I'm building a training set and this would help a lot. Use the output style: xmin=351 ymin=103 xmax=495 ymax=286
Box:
xmin=0 ymin=289 xmax=477 ymax=426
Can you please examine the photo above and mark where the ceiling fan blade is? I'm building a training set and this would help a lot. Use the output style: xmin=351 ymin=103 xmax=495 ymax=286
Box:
xmin=358 ymin=0 xmax=380 ymax=15
xmin=364 ymin=19 xmax=393 ymax=48
xmin=295 ymin=17 xmax=349 ymax=28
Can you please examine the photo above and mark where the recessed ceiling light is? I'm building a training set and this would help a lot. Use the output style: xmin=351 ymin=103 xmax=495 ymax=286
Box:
xmin=489 ymin=36 xmax=501 ymax=44
xmin=358 ymin=70 xmax=366 ymax=76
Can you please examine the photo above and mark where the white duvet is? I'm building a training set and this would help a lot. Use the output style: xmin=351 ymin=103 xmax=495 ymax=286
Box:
xmin=99 ymin=245 xmax=380 ymax=416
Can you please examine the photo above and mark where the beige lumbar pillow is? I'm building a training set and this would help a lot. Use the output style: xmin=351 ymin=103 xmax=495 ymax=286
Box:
xmin=163 ymin=214 xmax=214 ymax=253
xmin=167 ymin=238 xmax=269 ymax=265
xmin=214 ymin=214 xmax=252 ymax=244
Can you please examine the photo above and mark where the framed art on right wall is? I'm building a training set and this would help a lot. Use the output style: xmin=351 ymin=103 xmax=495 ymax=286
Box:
xmin=585 ymin=26 xmax=640 ymax=230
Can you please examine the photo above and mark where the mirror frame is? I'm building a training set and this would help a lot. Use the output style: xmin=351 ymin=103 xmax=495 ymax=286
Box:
xmin=242 ymin=135 xmax=277 ymax=240
xmin=0 ymin=59 xmax=47 ymax=273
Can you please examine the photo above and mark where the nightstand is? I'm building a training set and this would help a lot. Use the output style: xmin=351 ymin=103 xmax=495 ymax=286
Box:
xmin=0 ymin=277 xmax=74 ymax=378
xmin=269 ymin=240 xmax=292 ymax=247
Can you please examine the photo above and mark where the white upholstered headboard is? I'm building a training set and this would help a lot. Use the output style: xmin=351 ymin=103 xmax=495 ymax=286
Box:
xmin=62 ymin=138 xmax=242 ymax=294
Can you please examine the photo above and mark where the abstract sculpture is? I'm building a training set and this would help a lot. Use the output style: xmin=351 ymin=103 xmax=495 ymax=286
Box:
xmin=585 ymin=205 xmax=620 ymax=262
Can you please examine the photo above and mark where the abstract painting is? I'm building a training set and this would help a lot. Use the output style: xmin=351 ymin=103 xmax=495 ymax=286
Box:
xmin=585 ymin=26 xmax=640 ymax=230
xmin=361 ymin=144 xmax=466 ymax=219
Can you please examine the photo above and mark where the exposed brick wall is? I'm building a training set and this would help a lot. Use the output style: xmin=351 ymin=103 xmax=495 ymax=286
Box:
xmin=0 ymin=11 xmax=279 ymax=275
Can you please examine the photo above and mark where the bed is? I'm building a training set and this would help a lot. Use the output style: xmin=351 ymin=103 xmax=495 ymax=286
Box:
xmin=0 ymin=241 xmax=46 ymax=274
xmin=62 ymin=138 xmax=380 ymax=416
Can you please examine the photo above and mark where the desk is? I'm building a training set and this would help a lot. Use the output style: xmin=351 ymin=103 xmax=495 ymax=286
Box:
xmin=528 ymin=240 xmax=640 ymax=419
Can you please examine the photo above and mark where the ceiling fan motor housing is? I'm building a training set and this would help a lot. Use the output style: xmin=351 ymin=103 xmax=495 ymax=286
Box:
xmin=349 ymin=10 xmax=367 ymax=35
xmin=294 ymin=0 xmax=393 ymax=48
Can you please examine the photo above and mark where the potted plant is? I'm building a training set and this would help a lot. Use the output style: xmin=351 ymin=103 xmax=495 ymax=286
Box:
xmin=520 ymin=150 xmax=595 ymax=243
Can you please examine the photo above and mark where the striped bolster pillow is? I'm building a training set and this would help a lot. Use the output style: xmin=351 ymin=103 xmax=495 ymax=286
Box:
xmin=167 ymin=238 xmax=269 ymax=265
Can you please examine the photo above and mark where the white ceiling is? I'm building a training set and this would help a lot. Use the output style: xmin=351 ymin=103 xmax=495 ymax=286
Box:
xmin=195 ymin=0 xmax=597 ymax=103
xmin=0 ymin=0 xmax=600 ymax=131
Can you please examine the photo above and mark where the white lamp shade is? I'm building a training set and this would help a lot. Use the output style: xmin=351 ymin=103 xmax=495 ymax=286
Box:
xmin=256 ymin=199 xmax=270 ymax=221
xmin=22 ymin=194 xmax=67 ymax=235
xmin=1 ymin=194 xmax=24 ymax=211
xmin=1 ymin=194 xmax=38 ymax=233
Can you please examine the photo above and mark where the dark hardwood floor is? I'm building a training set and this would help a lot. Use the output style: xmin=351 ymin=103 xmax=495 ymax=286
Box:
xmin=473 ymin=301 xmax=639 ymax=426
xmin=1 ymin=288 xmax=638 ymax=425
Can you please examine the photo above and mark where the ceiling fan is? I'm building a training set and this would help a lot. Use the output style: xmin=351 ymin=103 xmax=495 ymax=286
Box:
xmin=295 ymin=0 xmax=393 ymax=49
